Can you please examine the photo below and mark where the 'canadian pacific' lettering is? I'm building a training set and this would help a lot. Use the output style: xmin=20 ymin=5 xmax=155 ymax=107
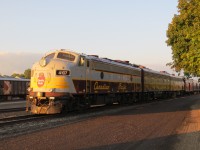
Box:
xmin=94 ymin=82 xmax=110 ymax=90
xmin=118 ymin=83 xmax=127 ymax=91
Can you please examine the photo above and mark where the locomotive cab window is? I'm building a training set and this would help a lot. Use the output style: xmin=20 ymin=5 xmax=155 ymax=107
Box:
xmin=45 ymin=53 xmax=55 ymax=60
xmin=57 ymin=52 xmax=75 ymax=61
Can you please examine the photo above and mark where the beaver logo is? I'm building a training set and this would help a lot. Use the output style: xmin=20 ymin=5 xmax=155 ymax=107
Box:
xmin=3 ymin=81 xmax=12 ymax=95
xmin=37 ymin=73 xmax=45 ymax=87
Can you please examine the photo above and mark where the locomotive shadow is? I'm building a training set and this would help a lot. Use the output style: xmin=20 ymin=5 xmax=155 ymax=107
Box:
xmin=76 ymin=95 xmax=200 ymax=150
xmin=82 ymin=130 xmax=200 ymax=150
xmin=109 ymin=95 xmax=200 ymax=116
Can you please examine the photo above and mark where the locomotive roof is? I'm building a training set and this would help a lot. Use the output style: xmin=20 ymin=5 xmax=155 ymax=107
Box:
xmin=142 ymin=67 xmax=184 ymax=79
xmin=44 ymin=49 xmax=80 ymax=57
xmin=85 ymin=55 xmax=141 ymax=71
xmin=48 ymin=49 xmax=141 ymax=71
xmin=46 ymin=49 xmax=183 ymax=79
xmin=143 ymin=67 xmax=170 ymax=76
xmin=85 ymin=55 xmax=183 ymax=80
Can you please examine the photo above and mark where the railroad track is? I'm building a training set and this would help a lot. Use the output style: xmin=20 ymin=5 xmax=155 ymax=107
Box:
xmin=0 ymin=100 xmax=166 ymax=130
xmin=0 ymin=107 xmax=26 ymax=113
xmin=0 ymin=114 xmax=56 ymax=127
xmin=0 ymin=104 xmax=121 ymax=128
xmin=0 ymin=100 xmax=170 ymax=140
xmin=0 ymin=99 xmax=175 ymax=126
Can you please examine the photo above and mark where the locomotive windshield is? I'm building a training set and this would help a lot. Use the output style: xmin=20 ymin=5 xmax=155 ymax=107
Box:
xmin=57 ymin=52 xmax=75 ymax=61
xmin=45 ymin=53 xmax=55 ymax=60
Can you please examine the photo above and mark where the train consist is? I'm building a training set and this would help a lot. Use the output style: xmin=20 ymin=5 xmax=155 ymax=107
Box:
xmin=0 ymin=77 xmax=30 ymax=100
xmin=27 ymin=49 xmax=200 ymax=114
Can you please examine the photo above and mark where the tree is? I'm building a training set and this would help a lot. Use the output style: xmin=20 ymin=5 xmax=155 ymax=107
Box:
xmin=24 ymin=69 xmax=31 ymax=79
xmin=166 ymin=0 xmax=200 ymax=76
xmin=11 ymin=73 xmax=25 ymax=78
xmin=11 ymin=69 xmax=31 ymax=79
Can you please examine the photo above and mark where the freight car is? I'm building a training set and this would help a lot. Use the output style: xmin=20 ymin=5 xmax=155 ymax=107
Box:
xmin=0 ymin=77 xmax=30 ymax=100
xmin=27 ymin=49 xmax=200 ymax=114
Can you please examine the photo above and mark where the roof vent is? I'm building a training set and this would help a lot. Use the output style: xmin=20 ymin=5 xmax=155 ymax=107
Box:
xmin=139 ymin=65 xmax=146 ymax=69
xmin=124 ymin=61 xmax=129 ymax=64
xmin=89 ymin=55 xmax=99 ymax=58
xmin=160 ymin=71 xmax=169 ymax=74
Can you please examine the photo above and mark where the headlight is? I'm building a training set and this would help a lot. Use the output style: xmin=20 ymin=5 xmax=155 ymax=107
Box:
xmin=27 ymin=87 xmax=33 ymax=92
xmin=49 ymin=88 xmax=55 ymax=92
xmin=39 ymin=57 xmax=47 ymax=67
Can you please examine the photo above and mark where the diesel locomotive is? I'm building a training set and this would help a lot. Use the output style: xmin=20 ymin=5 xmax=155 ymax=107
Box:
xmin=27 ymin=49 xmax=200 ymax=114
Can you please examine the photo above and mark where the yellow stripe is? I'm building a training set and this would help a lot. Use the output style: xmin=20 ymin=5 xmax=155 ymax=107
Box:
xmin=31 ymin=77 xmax=69 ymax=89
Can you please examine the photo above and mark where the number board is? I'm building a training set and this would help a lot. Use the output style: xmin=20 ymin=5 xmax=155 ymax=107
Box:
xmin=56 ymin=70 xmax=70 ymax=75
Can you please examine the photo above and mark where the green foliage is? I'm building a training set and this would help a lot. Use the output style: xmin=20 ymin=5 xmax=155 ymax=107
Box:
xmin=24 ymin=69 xmax=31 ymax=79
xmin=11 ymin=73 xmax=25 ymax=78
xmin=184 ymin=72 xmax=191 ymax=78
xmin=11 ymin=68 xmax=31 ymax=79
xmin=166 ymin=0 xmax=200 ymax=76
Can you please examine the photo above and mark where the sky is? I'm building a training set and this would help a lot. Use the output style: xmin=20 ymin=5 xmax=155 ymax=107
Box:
xmin=0 ymin=0 xmax=178 ymax=75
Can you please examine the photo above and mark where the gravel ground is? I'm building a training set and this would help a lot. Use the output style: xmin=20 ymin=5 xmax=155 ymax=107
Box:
xmin=1 ymin=95 xmax=200 ymax=150
xmin=0 ymin=100 xmax=25 ymax=109
xmin=0 ymin=110 xmax=31 ymax=120
xmin=0 ymin=100 xmax=27 ymax=120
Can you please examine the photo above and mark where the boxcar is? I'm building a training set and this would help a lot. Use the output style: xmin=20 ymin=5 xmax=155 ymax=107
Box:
xmin=0 ymin=77 xmax=30 ymax=100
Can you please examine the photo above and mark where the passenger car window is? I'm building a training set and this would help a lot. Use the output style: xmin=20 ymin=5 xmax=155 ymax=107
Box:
xmin=57 ymin=52 xmax=75 ymax=61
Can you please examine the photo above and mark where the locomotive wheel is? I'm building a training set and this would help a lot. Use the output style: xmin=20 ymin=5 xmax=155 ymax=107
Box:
xmin=63 ymin=99 xmax=76 ymax=112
